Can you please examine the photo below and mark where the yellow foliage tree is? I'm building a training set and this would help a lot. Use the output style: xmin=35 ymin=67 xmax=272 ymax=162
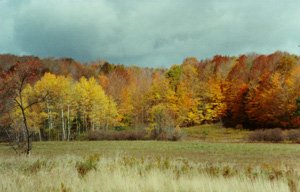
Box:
xmin=76 ymin=77 xmax=117 ymax=132
xmin=199 ymin=79 xmax=227 ymax=123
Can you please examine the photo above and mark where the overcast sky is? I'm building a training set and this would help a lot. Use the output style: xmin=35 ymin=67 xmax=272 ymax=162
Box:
xmin=1 ymin=0 xmax=300 ymax=68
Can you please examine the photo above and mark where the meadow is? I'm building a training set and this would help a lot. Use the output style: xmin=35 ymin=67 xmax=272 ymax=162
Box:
xmin=1 ymin=138 xmax=300 ymax=192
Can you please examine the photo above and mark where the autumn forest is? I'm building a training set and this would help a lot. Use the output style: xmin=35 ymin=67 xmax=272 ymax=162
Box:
xmin=1 ymin=52 xmax=300 ymax=143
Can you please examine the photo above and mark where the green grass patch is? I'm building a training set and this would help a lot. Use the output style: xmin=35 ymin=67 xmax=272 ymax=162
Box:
xmin=1 ymin=140 xmax=300 ymax=167
xmin=182 ymin=123 xmax=249 ymax=142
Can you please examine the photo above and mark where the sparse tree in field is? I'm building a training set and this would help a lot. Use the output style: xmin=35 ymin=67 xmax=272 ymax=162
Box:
xmin=0 ymin=61 xmax=42 ymax=155
xmin=9 ymin=84 xmax=45 ymax=142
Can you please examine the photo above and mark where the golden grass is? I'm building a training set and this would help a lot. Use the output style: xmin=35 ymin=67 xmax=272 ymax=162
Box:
xmin=0 ymin=154 xmax=296 ymax=192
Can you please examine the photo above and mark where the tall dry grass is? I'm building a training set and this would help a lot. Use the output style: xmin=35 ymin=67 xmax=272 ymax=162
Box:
xmin=0 ymin=154 xmax=297 ymax=192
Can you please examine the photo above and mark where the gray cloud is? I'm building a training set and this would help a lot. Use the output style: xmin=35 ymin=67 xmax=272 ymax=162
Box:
xmin=1 ymin=0 xmax=300 ymax=67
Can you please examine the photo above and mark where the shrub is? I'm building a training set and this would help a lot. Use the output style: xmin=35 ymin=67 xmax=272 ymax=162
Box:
xmin=25 ymin=160 xmax=47 ymax=174
xmin=84 ymin=130 xmax=147 ymax=141
xmin=102 ymin=131 xmax=117 ymax=140
xmin=248 ymin=130 xmax=265 ymax=142
xmin=125 ymin=131 xmax=139 ymax=140
xmin=24 ymin=160 xmax=55 ymax=174
xmin=136 ymin=131 xmax=147 ymax=140
xmin=235 ymin=124 xmax=243 ymax=130
xmin=286 ymin=129 xmax=300 ymax=142
xmin=248 ymin=128 xmax=283 ymax=143
xmin=145 ymin=126 xmax=186 ymax=141
xmin=76 ymin=160 xmax=96 ymax=177
xmin=125 ymin=130 xmax=146 ymax=140
xmin=264 ymin=128 xmax=283 ymax=142
xmin=288 ymin=178 xmax=298 ymax=192
xmin=76 ymin=154 xmax=100 ymax=177
xmin=147 ymin=126 xmax=187 ymax=141
xmin=157 ymin=133 xmax=167 ymax=141
xmin=86 ymin=131 xmax=105 ymax=141
xmin=166 ymin=126 xmax=187 ymax=141
xmin=75 ymin=132 xmax=87 ymax=141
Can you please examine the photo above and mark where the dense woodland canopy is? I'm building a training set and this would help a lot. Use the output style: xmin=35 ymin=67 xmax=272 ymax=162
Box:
xmin=1 ymin=52 xmax=300 ymax=141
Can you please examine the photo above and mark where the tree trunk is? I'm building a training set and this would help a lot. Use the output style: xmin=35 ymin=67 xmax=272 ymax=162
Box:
xmin=79 ymin=123 xmax=81 ymax=135
xmin=83 ymin=113 xmax=86 ymax=132
xmin=135 ymin=115 xmax=138 ymax=133
xmin=61 ymin=107 xmax=65 ymax=141
xmin=21 ymin=108 xmax=31 ymax=155
xmin=46 ymin=99 xmax=51 ymax=141
xmin=39 ymin=129 xmax=42 ymax=142
xmin=76 ymin=117 xmax=79 ymax=135
xmin=106 ymin=119 xmax=108 ymax=132
xmin=92 ymin=117 xmax=95 ymax=131
xmin=67 ymin=103 xmax=70 ymax=141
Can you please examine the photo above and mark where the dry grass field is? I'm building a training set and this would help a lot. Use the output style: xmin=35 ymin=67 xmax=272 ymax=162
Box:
xmin=0 ymin=139 xmax=300 ymax=191
xmin=0 ymin=154 xmax=294 ymax=192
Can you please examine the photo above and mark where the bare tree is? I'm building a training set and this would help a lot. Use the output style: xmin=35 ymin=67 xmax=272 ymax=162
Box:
xmin=0 ymin=61 xmax=43 ymax=155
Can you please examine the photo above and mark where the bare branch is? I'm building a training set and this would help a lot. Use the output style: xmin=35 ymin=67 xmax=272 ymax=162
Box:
xmin=24 ymin=93 xmax=48 ymax=111
xmin=5 ymin=128 xmax=19 ymax=154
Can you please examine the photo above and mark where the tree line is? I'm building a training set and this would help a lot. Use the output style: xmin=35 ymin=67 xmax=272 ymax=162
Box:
xmin=1 ymin=52 xmax=300 ymax=147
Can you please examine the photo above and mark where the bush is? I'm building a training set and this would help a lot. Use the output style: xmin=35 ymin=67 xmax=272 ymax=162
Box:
xmin=248 ymin=130 xmax=265 ymax=142
xmin=125 ymin=131 xmax=140 ymax=140
xmin=24 ymin=160 xmax=55 ymax=174
xmin=146 ymin=126 xmax=186 ymax=141
xmin=76 ymin=154 xmax=100 ymax=177
xmin=264 ymin=128 xmax=283 ymax=142
xmin=82 ymin=128 xmax=187 ymax=141
xmin=84 ymin=130 xmax=147 ymax=141
xmin=75 ymin=132 xmax=87 ymax=141
xmin=86 ymin=131 xmax=106 ymax=140
xmin=136 ymin=131 xmax=147 ymax=140
xmin=25 ymin=160 xmax=47 ymax=174
xmin=107 ymin=131 xmax=126 ymax=140
xmin=235 ymin=124 xmax=243 ymax=130
xmin=286 ymin=129 xmax=300 ymax=142
xmin=166 ymin=126 xmax=187 ymax=141
xmin=248 ymin=128 xmax=283 ymax=143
